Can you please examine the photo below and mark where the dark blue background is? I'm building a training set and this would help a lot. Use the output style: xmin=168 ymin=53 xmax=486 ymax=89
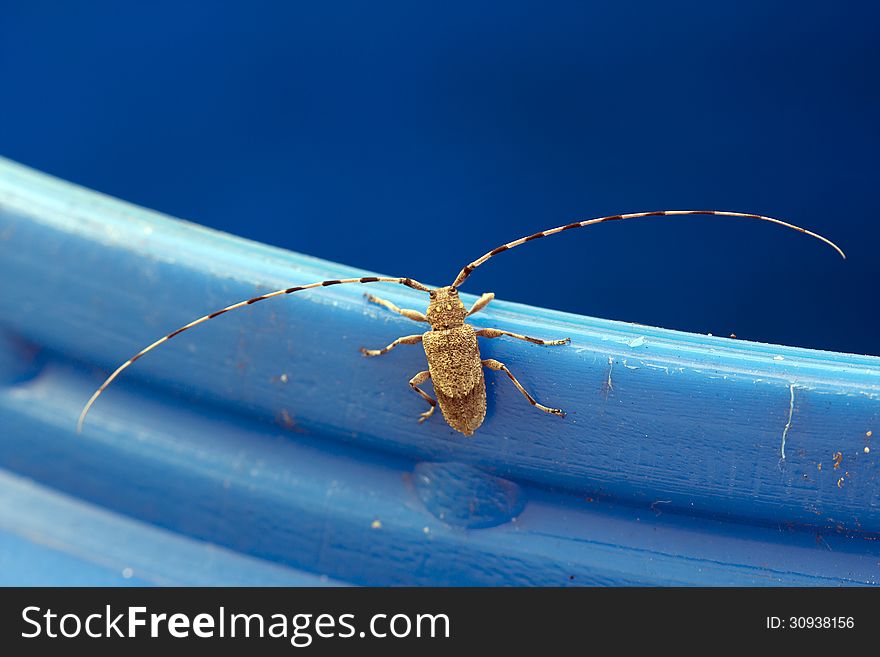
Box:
xmin=1 ymin=1 xmax=877 ymax=354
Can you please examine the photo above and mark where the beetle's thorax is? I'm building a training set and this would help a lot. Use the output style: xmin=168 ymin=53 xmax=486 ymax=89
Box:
xmin=426 ymin=286 xmax=467 ymax=330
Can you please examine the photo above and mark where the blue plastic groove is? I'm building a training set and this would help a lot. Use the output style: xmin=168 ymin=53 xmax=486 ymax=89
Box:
xmin=0 ymin=157 xmax=877 ymax=586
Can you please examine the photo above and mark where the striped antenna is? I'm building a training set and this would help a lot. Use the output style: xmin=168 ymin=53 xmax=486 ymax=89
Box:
xmin=77 ymin=275 xmax=430 ymax=433
xmin=451 ymin=210 xmax=845 ymax=288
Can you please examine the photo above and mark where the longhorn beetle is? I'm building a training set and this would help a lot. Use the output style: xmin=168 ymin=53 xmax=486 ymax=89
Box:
xmin=77 ymin=210 xmax=844 ymax=435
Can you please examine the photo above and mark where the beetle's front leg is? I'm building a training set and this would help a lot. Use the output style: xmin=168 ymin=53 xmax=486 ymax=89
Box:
xmin=466 ymin=292 xmax=495 ymax=317
xmin=364 ymin=293 xmax=429 ymax=323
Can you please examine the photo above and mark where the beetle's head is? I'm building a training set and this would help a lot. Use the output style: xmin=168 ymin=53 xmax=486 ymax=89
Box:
xmin=426 ymin=286 xmax=467 ymax=329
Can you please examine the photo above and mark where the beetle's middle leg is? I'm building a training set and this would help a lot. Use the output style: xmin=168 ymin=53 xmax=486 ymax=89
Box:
xmin=364 ymin=293 xmax=428 ymax=323
xmin=482 ymin=358 xmax=565 ymax=417
xmin=360 ymin=334 xmax=423 ymax=357
xmin=475 ymin=327 xmax=570 ymax=346
xmin=409 ymin=369 xmax=437 ymax=423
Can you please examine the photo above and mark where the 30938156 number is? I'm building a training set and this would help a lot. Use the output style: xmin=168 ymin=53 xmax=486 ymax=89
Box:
xmin=767 ymin=616 xmax=854 ymax=630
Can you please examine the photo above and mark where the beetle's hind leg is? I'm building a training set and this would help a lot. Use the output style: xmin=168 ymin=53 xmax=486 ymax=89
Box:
xmin=482 ymin=358 xmax=565 ymax=417
xmin=364 ymin=293 xmax=428 ymax=323
xmin=409 ymin=370 xmax=437 ymax=423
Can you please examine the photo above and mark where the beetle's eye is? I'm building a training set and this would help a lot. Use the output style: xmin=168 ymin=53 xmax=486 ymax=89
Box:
xmin=429 ymin=291 xmax=436 ymax=298
xmin=449 ymin=287 xmax=458 ymax=295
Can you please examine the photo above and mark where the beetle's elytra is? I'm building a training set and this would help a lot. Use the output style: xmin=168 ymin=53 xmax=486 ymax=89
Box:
xmin=77 ymin=210 xmax=845 ymax=435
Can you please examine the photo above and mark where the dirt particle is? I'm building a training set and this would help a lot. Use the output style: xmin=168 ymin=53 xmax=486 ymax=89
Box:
xmin=865 ymin=446 xmax=871 ymax=454
xmin=278 ymin=409 xmax=296 ymax=429
xmin=832 ymin=452 xmax=843 ymax=469
xmin=814 ymin=534 xmax=832 ymax=551
xmin=371 ymin=520 xmax=382 ymax=529
xmin=837 ymin=477 xmax=845 ymax=489
xmin=867 ymin=430 xmax=873 ymax=438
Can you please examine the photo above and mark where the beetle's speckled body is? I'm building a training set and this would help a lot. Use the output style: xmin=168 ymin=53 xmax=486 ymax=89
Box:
xmin=359 ymin=284 xmax=568 ymax=435
xmin=423 ymin=327 xmax=487 ymax=435
xmin=422 ymin=288 xmax=488 ymax=435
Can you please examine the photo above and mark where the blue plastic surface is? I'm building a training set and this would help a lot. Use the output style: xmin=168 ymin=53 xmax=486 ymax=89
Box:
xmin=0 ymin=159 xmax=878 ymax=585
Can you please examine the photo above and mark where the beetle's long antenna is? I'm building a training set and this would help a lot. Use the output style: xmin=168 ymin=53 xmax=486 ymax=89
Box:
xmin=451 ymin=210 xmax=846 ymax=288
xmin=77 ymin=275 xmax=430 ymax=432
